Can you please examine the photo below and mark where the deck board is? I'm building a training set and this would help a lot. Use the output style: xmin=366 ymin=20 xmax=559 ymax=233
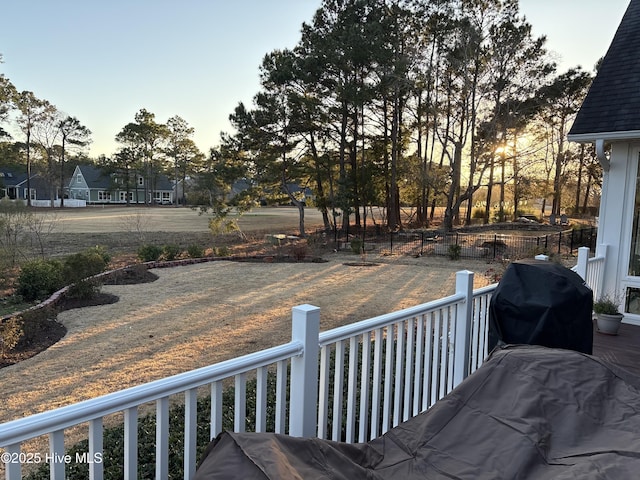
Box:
xmin=592 ymin=322 xmax=640 ymax=377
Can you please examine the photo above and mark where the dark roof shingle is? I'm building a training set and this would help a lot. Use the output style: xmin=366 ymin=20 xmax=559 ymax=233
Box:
xmin=569 ymin=0 xmax=640 ymax=139
xmin=78 ymin=165 xmax=111 ymax=189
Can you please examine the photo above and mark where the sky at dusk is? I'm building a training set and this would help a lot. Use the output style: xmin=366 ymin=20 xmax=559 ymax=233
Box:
xmin=0 ymin=0 xmax=631 ymax=158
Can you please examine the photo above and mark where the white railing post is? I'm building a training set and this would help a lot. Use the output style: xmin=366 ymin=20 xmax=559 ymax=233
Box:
xmin=595 ymin=244 xmax=609 ymax=300
xmin=4 ymin=444 xmax=21 ymax=480
xmin=453 ymin=271 xmax=474 ymax=388
xmin=49 ymin=430 xmax=65 ymax=480
xmin=289 ymin=304 xmax=320 ymax=438
xmin=575 ymin=246 xmax=590 ymax=280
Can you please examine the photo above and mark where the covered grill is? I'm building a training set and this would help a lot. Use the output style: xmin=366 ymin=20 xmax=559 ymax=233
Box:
xmin=488 ymin=259 xmax=594 ymax=354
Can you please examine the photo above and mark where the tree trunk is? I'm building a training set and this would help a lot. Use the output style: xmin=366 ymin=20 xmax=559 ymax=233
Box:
xmin=60 ymin=137 xmax=66 ymax=208
xmin=339 ymin=101 xmax=349 ymax=231
xmin=26 ymin=129 xmax=32 ymax=207
xmin=309 ymin=131 xmax=331 ymax=230
xmin=443 ymin=142 xmax=462 ymax=232
xmin=552 ymin=150 xmax=563 ymax=216
xmin=485 ymin=160 xmax=494 ymax=224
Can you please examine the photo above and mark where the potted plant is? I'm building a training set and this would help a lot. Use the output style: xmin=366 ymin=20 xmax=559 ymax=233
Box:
xmin=593 ymin=294 xmax=623 ymax=335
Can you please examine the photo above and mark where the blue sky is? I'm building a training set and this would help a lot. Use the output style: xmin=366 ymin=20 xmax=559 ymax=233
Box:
xmin=0 ymin=0 xmax=631 ymax=158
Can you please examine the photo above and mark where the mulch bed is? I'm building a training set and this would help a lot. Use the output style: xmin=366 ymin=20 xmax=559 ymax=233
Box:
xmin=0 ymin=269 xmax=158 ymax=369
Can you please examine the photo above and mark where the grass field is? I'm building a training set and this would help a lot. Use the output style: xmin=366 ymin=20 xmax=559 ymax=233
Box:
xmin=34 ymin=205 xmax=326 ymax=234
xmin=28 ymin=205 xmax=327 ymax=258
xmin=2 ymin=204 xmax=502 ymax=416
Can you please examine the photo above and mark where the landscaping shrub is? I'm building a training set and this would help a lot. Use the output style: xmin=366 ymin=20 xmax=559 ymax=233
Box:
xmin=447 ymin=244 xmax=461 ymax=260
xmin=66 ymin=278 xmax=102 ymax=300
xmin=163 ymin=244 xmax=181 ymax=261
xmin=125 ymin=263 xmax=153 ymax=281
xmin=187 ymin=244 xmax=204 ymax=258
xmin=17 ymin=305 xmax=59 ymax=346
xmin=291 ymin=243 xmax=308 ymax=261
xmin=87 ymin=245 xmax=111 ymax=265
xmin=0 ymin=316 xmax=23 ymax=357
xmin=103 ymin=263 xmax=154 ymax=285
xmin=137 ymin=244 xmax=163 ymax=262
xmin=350 ymin=237 xmax=363 ymax=254
xmin=472 ymin=208 xmax=486 ymax=219
xmin=64 ymin=247 xmax=110 ymax=282
xmin=214 ymin=246 xmax=230 ymax=257
xmin=62 ymin=247 xmax=111 ymax=300
xmin=16 ymin=259 xmax=64 ymax=302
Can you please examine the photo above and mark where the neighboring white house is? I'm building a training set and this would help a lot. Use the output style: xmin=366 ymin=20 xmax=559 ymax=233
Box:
xmin=568 ymin=0 xmax=640 ymax=325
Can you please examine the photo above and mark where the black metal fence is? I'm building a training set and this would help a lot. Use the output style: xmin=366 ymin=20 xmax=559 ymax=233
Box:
xmin=330 ymin=227 xmax=597 ymax=261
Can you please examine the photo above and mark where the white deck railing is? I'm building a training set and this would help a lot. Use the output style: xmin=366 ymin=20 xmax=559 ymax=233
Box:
xmin=573 ymin=245 xmax=607 ymax=301
xmin=0 ymin=247 xmax=605 ymax=480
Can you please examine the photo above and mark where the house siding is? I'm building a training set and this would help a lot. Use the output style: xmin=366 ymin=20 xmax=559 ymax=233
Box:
xmin=68 ymin=165 xmax=174 ymax=205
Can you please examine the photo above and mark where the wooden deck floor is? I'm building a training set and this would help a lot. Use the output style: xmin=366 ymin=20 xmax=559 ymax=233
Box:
xmin=593 ymin=322 xmax=640 ymax=377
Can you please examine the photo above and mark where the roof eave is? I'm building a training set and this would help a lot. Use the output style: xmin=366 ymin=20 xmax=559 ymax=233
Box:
xmin=568 ymin=130 xmax=640 ymax=143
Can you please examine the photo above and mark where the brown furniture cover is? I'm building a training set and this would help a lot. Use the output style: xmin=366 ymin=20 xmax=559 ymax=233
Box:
xmin=195 ymin=345 xmax=640 ymax=479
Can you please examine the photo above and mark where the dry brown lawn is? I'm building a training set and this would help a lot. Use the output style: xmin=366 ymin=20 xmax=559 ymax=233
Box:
xmin=0 ymin=252 xmax=497 ymax=424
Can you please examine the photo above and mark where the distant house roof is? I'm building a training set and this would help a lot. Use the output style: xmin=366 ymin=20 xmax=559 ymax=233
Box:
xmin=568 ymin=0 xmax=640 ymax=142
xmin=0 ymin=169 xmax=27 ymax=187
xmin=154 ymin=174 xmax=174 ymax=191
xmin=284 ymin=183 xmax=313 ymax=197
xmin=77 ymin=164 xmax=112 ymax=189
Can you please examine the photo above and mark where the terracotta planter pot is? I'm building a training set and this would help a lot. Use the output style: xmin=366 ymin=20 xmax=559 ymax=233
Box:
xmin=595 ymin=313 xmax=623 ymax=335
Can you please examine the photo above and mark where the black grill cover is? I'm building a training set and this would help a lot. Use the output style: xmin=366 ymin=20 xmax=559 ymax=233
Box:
xmin=488 ymin=259 xmax=593 ymax=354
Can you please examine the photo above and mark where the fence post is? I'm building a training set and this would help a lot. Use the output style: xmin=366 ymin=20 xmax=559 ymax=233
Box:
xmin=289 ymin=304 xmax=320 ymax=438
xmin=493 ymin=234 xmax=497 ymax=260
xmin=558 ymin=231 xmax=562 ymax=254
xmin=575 ymin=246 xmax=590 ymax=281
xmin=453 ymin=271 xmax=474 ymax=388
xmin=570 ymin=229 xmax=575 ymax=253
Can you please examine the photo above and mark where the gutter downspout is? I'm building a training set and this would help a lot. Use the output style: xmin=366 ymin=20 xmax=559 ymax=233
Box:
xmin=594 ymin=137 xmax=610 ymax=301
xmin=596 ymin=139 xmax=610 ymax=171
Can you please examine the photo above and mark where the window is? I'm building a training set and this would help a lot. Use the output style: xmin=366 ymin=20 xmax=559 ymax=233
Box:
xmin=77 ymin=173 xmax=82 ymax=183
xmin=630 ymin=154 xmax=640 ymax=276
xmin=119 ymin=191 xmax=133 ymax=202
xmin=138 ymin=176 xmax=144 ymax=186
xmin=626 ymin=287 xmax=640 ymax=315
xmin=98 ymin=191 xmax=111 ymax=201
